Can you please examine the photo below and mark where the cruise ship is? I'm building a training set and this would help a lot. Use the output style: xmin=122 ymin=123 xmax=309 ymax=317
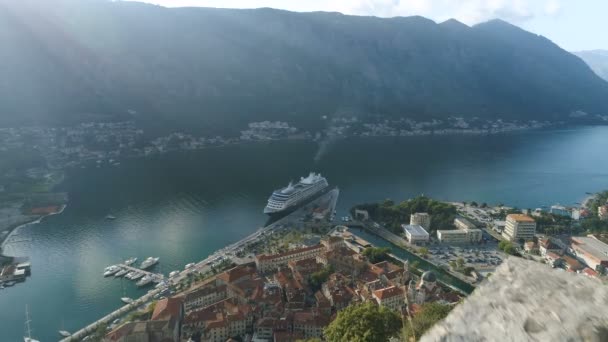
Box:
xmin=264 ymin=172 xmax=329 ymax=215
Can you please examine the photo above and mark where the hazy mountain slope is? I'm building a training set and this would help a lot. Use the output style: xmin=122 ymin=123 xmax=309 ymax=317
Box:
xmin=1 ymin=0 xmax=607 ymax=135
xmin=574 ymin=50 xmax=608 ymax=81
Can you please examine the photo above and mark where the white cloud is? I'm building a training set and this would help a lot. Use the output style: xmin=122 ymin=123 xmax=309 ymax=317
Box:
xmin=132 ymin=0 xmax=562 ymax=25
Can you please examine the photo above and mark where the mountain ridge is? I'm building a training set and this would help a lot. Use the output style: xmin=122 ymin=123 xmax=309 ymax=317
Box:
xmin=1 ymin=0 xmax=607 ymax=136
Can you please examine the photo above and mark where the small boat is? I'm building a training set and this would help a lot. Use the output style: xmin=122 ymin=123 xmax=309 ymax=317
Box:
xmin=24 ymin=305 xmax=40 ymax=342
xmin=185 ymin=263 xmax=195 ymax=270
xmin=58 ymin=318 xmax=71 ymax=337
xmin=125 ymin=272 xmax=136 ymax=279
xmin=121 ymin=297 xmax=134 ymax=304
xmin=105 ymin=215 xmax=117 ymax=220
xmin=169 ymin=270 xmax=180 ymax=278
xmin=114 ymin=269 xmax=129 ymax=277
xmin=124 ymin=257 xmax=138 ymax=266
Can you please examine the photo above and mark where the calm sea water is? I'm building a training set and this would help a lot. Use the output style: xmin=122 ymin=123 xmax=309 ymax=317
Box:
xmin=2 ymin=127 xmax=608 ymax=341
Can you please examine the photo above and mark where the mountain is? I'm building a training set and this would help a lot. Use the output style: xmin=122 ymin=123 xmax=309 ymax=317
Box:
xmin=2 ymin=0 xmax=608 ymax=136
xmin=574 ymin=50 xmax=608 ymax=81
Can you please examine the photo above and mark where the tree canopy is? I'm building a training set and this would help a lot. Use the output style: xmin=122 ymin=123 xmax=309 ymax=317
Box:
xmin=362 ymin=247 xmax=392 ymax=263
xmin=403 ymin=302 xmax=452 ymax=341
xmin=352 ymin=196 xmax=458 ymax=233
xmin=324 ymin=302 xmax=402 ymax=342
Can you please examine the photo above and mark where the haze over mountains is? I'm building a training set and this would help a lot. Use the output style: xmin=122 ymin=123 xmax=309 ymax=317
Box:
xmin=574 ymin=50 xmax=608 ymax=81
xmin=2 ymin=0 xmax=608 ymax=135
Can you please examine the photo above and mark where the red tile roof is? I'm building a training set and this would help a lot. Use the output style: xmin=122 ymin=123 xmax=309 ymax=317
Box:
xmin=373 ymin=286 xmax=404 ymax=300
xmin=151 ymin=297 xmax=182 ymax=321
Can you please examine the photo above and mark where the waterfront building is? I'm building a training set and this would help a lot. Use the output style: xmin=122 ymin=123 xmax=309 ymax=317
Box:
xmin=402 ymin=224 xmax=430 ymax=245
xmin=502 ymin=214 xmax=536 ymax=243
xmin=410 ymin=212 xmax=431 ymax=230
xmin=255 ymin=244 xmax=325 ymax=273
xmin=550 ymin=205 xmax=570 ymax=217
xmin=570 ymin=235 xmax=608 ymax=272
xmin=183 ymin=284 xmax=227 ymax=312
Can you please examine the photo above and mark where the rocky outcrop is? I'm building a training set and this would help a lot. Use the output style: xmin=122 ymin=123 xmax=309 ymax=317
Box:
xmin=422 ymin=257 xmax=608 ymax=342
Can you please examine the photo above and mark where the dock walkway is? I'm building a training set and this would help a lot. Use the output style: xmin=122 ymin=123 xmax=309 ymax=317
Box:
xmin=116 ymin=263 xmax=163 ymax=280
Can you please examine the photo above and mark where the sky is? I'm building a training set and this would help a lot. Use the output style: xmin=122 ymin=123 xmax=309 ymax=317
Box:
xmin=130 ymin=0 xmax=608 ymax=51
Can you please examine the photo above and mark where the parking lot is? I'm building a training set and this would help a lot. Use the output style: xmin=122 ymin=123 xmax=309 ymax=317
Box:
xmin=427 ymin=245 xmax=506 ymax=275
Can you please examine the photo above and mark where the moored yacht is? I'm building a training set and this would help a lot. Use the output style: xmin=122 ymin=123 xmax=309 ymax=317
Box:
xmin=131 ymin=272 xmax=144 ymax=281
xmin=114 ymin=269 xmax=129 ymax=277
xmin=104 ymin=265 xmax=120 ymax=277
xmin=139 ymin=257 xmax=159 ymax=270
xmin=124 ymin=257 xmax=138 ymax=266
xmin=136 ymin=275 xmax=154 ymax=287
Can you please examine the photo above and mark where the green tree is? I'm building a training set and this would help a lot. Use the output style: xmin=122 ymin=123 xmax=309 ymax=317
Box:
xmin=456 ymin=257 xmax=465 ymax=269
xmin=362 ymin=247 xmax=392 ymax=263
xmin=324 ymin=302 xmax=401 ymax=342
xmin=419 ymin=247 xmax=429 ymax=258
xmin=403 ymin=303 xmax=452 ymax=341
xmin=309 ymin=265 xmax=334 ymax=291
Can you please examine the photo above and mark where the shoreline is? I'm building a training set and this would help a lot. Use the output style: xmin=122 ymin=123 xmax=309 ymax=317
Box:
xmin=0 ymin=204 xmax=67 ymax=252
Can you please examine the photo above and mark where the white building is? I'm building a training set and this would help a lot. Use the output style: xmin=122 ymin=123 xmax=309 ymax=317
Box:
xmin=454 ymin=217 xmax=476 ymax=230
xmin=502 ymin=214 xmax=536 ymax=243
xmin=410 ymin=213 xmax=431 ymax=230
xmin=437 ymin=217 xmax=481 ymax=244
xmin=402 ymin=224 xmax=430 ymax=245
xmin=437 ymin=229 xmax=482 ymax=244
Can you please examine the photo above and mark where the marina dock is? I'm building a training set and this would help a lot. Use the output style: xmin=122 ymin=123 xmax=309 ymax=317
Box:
xmin=114 ymin=263 xmax=164 ymax=281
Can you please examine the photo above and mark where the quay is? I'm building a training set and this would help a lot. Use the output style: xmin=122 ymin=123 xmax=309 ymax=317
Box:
xmin=59 ymin=287 xmax=163 ymax=342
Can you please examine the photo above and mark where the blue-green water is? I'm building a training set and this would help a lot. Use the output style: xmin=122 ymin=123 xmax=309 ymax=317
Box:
xmin=2 ymin=127 xmax=608 ymax=341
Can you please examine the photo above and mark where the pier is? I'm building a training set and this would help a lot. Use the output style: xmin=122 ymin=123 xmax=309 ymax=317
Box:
xmin=114 ymin=263 xmax=164 ymax=282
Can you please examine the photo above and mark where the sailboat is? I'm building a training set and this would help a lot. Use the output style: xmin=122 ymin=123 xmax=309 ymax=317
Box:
xmin=58 ymin=319 xmax=71 ymax=337
xmin=120 ymin=278 xmax=133 ymax=305
xmin=24 ymin=305 xmax=40 ymax=342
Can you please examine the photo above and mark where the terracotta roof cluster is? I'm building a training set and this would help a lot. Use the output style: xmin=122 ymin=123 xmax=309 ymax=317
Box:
xmin=183 ymin=297 xmax=251 ymax=328
xmin=218 ymin=265 xmax=256 ymax=284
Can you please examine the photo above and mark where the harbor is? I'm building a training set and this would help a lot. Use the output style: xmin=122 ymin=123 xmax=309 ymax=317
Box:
xmin=62 ymin=187 xmax=341 ymax=341
xmin=2 ymin=128 xmax=607 ymax=341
